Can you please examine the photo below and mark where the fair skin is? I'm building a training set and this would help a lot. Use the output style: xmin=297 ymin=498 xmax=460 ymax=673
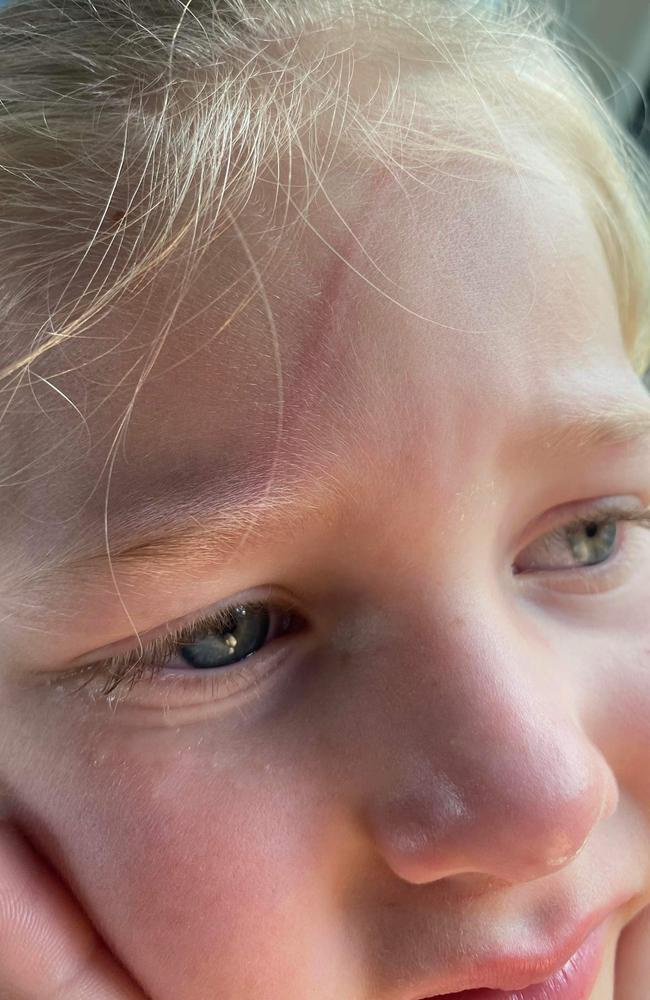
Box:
xmin=0 ymin=133 xmax=649 ymax=1000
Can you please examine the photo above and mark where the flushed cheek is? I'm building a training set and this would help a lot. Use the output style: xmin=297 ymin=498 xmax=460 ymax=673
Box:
xmin=23 ymin=731 xmax=344 ymax=1000
xmin=562 ymin=629 xmax=650 ymax=818
xmin=600 ymin=658 xmax=650 ymax=805
xmin=550 ymin=620 xmax=650 ymax=808
xmin=105 ymin=753 xmax=346 ymax=997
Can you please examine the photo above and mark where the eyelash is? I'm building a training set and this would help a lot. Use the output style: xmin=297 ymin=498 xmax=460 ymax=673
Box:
xmin=71 ymin=502 xmax=650 ymax=706
xmin=72 ymin=599 xmax=303 ymax=705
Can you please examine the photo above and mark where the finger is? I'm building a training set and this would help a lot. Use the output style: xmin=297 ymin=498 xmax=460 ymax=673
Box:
xmin=614 ymin=902 xmax=650 ymax=1000
xmin=0 ymin=821 xmax=148 ymax=999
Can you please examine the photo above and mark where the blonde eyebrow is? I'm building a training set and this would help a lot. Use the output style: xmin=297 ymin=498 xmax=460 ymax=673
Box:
xmin=537 ymin=400 xmax=650 ymax=457
xmin=56 ymin=473 xmax=350 ymax=579
xmin=26 ymin=397 xmax=650 ymax=590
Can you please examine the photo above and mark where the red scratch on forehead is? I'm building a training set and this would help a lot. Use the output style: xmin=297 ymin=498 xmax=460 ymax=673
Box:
xmin=276 ymin=159 xmax=404 ymax=437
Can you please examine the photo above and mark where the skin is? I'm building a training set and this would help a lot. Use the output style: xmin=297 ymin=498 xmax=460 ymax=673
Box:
xmin=0 ymin=134 xmax=649 ymax=1000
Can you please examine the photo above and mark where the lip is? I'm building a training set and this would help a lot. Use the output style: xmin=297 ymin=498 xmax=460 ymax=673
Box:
xmin=421 ymin=914 xmax=611 ymax=999
xmin=413 ymin=897 xmax=629 ymax=999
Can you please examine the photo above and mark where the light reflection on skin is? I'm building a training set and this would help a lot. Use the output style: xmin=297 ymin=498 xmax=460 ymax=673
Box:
xmin=0 ymin=138 xmax=649 ymax=1000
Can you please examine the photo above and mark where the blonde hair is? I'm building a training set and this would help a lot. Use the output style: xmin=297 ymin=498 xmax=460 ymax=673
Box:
xmin=1 ymin=0 xmax=649 ymax=393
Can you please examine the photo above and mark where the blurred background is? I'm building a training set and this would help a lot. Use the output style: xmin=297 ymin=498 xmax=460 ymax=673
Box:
xmin=481 ymin=0 xmax=650 ymax=155
xmin=548 ymin=0 xmax=650 ymax=155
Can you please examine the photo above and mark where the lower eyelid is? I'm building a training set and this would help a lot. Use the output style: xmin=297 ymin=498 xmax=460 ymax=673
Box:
xmin=101 ymin=637 xmax=301 ymax=710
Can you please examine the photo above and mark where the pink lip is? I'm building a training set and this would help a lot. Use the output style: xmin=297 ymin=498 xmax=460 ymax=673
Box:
xmin=421 ymin=912 xmax=613 ymax=1000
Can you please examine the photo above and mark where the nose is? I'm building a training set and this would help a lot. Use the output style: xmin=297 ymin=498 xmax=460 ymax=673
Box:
xmin=359 ymin=597 xmax=619 ymax=886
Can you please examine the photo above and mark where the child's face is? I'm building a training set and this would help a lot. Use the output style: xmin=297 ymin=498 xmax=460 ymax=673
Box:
xmin=1 ymin=137 xmax=650 ymax=1000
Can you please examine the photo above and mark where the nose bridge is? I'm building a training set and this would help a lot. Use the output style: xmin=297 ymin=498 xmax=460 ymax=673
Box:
xmin=359 ymin=594 xmax=618 ymax=886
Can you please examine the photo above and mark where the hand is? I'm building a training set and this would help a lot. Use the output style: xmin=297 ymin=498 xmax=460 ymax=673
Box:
xmin=0 ymin=821 xmax=149 ymax=999
xmin=615 ymin=901 xmax=650 ymax=1000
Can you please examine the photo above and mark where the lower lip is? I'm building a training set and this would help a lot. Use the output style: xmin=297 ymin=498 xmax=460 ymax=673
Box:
xmin=426 ymin=914 xmax=612 ymax=1000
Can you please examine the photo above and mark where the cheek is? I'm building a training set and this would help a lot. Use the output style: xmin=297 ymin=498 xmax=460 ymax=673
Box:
xmin=585 ymin=636 xmax=650 ymax=808
xmin=0 ymin=703 xmax=342 ymax=1000
xmin=547 ymin=579 xmax=650 ymax=804
xmin=92 ymin=751 xmax=323 ymax=997
xmin=603 ymin=656 xmax=650 ymax=803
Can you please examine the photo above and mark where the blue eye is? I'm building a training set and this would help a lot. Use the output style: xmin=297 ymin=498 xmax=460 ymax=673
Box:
xmin=514 ymin=504 xmax=650 ymax=574
xmin=516 ymin=518 xmax=618 ymax=573
xmin=176 ymin=604 xmax=272 ymax=669
xmin=72 ymin=599 xmax=303 ymax=703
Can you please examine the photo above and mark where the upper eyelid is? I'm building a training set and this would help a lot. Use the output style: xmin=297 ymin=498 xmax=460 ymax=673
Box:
xmin=96 ymin=605 xmax=239 ymax=671
xmin=537 ymin=505 xmax=644 ymax=540
xmin=106 ymin=599 xmax=294 ymax=667
xmin=65 ymin=587 xmax=286 ymax=670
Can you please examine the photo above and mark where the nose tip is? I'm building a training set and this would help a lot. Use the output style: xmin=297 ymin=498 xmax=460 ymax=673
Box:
xmin=366 ymin=744 xmax=619 ymax=887
xmin=486 ymin=751 xmax=619 ymax=881
xmin=524 ymin=765 xmax=618 ymax=874
xmin=545 ymin=755 xmax=619 ymax=867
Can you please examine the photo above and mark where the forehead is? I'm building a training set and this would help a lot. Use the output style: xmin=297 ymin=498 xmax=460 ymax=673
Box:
xmin=0 ymin=139 xmax=638 ymax=582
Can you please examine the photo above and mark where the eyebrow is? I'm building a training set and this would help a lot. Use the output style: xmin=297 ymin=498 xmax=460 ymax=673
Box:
xmin=536 ymin=398 xmax=650 ymax=457
xmin=28 ymin=396 xmax=650 ymax=587
xmin=51 ymin=473 xmax=350 ymax=583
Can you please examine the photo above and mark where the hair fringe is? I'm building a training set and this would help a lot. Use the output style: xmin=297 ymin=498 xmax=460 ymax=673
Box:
xmin=0 ymin=0 xmax=648 ymax=387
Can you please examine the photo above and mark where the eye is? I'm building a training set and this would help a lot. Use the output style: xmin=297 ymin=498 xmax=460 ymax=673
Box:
xmin=174 ymin=604 xmax=274 ymax=670
xmin=69 ymin=597 xmax=305 ymax=706
xmin=515 ymin=517 xmax=616 ymax=573
xmin=513 ymin=502 xmax=650 ymax=575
